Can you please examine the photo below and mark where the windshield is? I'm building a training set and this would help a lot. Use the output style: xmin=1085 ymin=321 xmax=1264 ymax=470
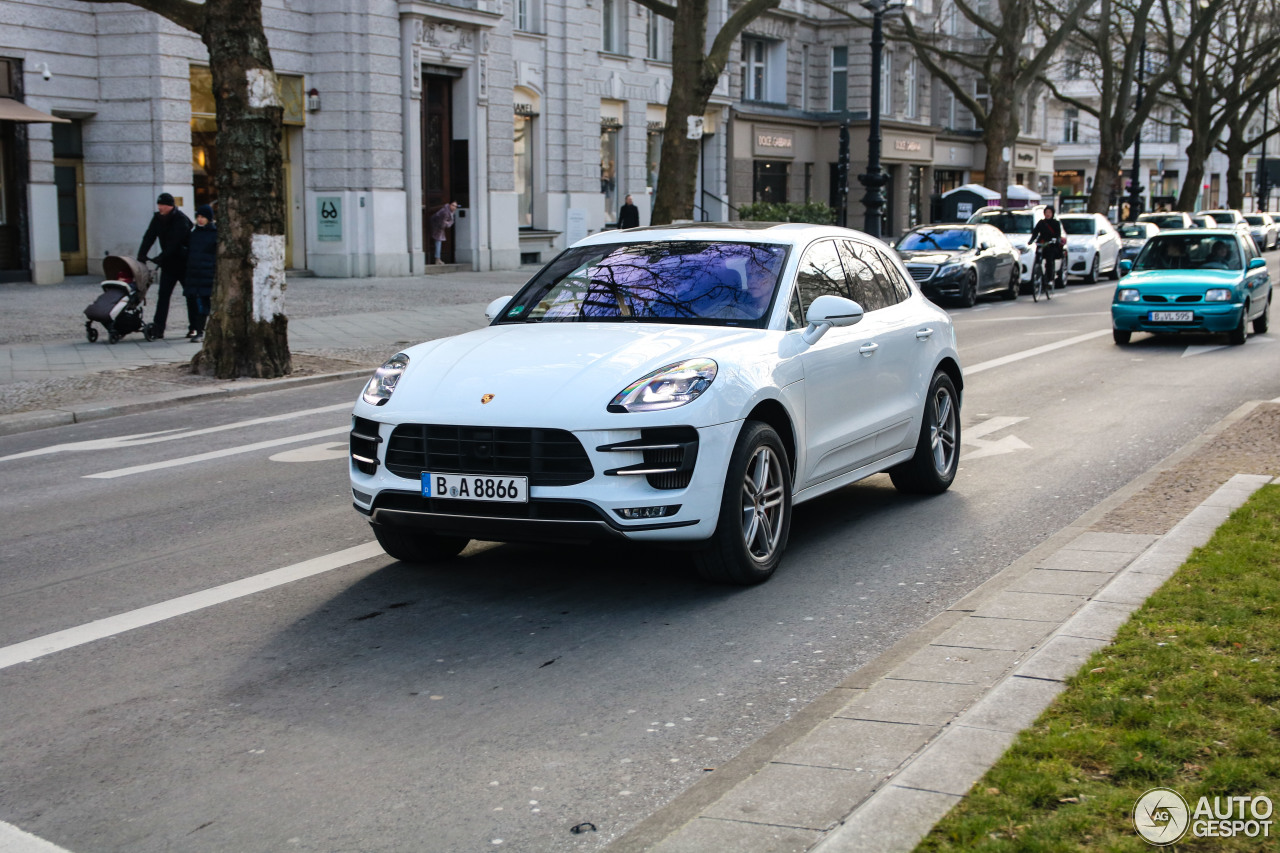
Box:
xmin=1205 ymin=212 xmax=1235 ymax=225
xmin=1119 ymin=225 xmax=1150 ymax=239
xmin=1061 ymin=218 xmax=1097 ymax=235
xmin=971 ymin=211 xmax=1034 ymax=233
xmin=495 ymin=241 xmax=790 ymax=327
xmin=897 ymin=229 xmax=974 ymax=251
xmin=1133 ymin=235 xmax=1242 ymax=272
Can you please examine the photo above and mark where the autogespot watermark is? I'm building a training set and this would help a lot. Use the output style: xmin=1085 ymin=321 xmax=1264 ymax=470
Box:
xmin=1133 ymin=787 xmax=1274 ymax=846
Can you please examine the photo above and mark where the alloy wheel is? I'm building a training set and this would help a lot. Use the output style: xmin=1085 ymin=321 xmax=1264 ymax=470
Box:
xmin=929 ymin=385 xmax=958 ymax=476
xmin=740 ymin=446 xmax=786 ymax=562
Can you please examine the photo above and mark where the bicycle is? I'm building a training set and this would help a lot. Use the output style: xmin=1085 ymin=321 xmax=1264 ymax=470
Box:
xmin=1032 ymin=241 xmax=1066 ymax=302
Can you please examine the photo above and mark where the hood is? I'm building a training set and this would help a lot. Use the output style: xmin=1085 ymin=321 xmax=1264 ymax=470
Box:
xmin=1119 ymin=268 xmax=1244 ymax=291
xmin=1065 ymin=235 xmax=1096 ymax=247
xmin=380 ymin=322 xmax=767 ymax=425
xmin=897 ymin=250 xmax=965 ymax=265
xmin=1121 ymin=238 xmax=1147 ymax=247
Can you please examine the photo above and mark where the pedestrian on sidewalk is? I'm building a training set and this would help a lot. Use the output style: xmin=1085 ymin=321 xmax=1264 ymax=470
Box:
xmin=184 ymin=204 xmax=217 ymax=343
xmin=618 ymin=194 xmax=640 ymax=229
xmin=430 ymin=201 xmax=459 ymax=265
xmin=136 ymin=193 xmax=192 ymax=340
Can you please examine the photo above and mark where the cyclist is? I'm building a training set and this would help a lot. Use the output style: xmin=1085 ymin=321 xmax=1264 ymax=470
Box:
xmin=1029 ymin=206 xmax=1066 ymax=292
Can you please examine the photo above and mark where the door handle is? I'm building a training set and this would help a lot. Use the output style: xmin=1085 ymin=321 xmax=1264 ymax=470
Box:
xmin=859 ymin=343 xmax=879 ymax=356
xmin=915 ymin=328 xmax=934 ymax=340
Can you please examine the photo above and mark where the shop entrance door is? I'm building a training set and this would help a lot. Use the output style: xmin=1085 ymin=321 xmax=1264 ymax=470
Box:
xmin=54 ymin=158 xmax=86 ymax=275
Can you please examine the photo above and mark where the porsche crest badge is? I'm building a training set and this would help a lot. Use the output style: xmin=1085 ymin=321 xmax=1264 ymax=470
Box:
xmin=481 ymin=394 xmax=495 ymax=404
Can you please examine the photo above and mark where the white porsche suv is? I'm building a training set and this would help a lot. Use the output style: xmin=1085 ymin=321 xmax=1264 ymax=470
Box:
xmin=350 ymin=223 xmax=963 ymax=585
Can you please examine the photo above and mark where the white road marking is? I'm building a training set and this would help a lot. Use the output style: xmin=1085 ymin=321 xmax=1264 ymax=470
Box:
xmin=0 ymin=402 xmax=352 ymax=463
xmin=1182 ymin=344 xmax=1227 ymax=357
xmin=0 ymin=542 xmax=384 ymax=671
xmin=961 ymin=416 xmax=1031 ymax=461
xmin=269 ymin=442 xmax=349 ymax=462
xmin=965 ymin=329 xmax=1112 ymax=375
xmin=956 ymin=311 xmax=1109 ymax=323
xmin=0 ymin=821 xmax=74 ymax=852
xmin=83 ymin=426 xmax=349 ymax=479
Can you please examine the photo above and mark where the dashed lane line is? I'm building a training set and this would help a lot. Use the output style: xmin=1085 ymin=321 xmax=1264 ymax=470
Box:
xmin=0 ymin=542 xmax=384 ymax=671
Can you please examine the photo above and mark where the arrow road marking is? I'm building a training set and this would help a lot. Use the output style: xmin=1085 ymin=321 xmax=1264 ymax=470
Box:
xmin=961 ymin=416 xmax=1030 ymax=461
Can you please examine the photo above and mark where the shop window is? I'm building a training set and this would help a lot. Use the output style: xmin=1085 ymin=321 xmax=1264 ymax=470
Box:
xmin=647 ymin=11 xmax=671 ymax=62
xmin=753 ymin=160 xmax=788 ymax=203
xmin=601 ymin=119 xmax=621 ymax=222
xmin=830 ymin=46 xmax=847 ymax=113
xmin=515 ymin=107 xmax=536 ymax=228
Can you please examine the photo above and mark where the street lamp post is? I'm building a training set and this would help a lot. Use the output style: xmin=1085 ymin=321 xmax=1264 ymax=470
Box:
xmin=1126 ymin=39 xmax=1145 ymax=222
xmin=857 ymin=0 xmax=897 ymax=238
xmin=1259 ymin=93 xmax=1270 ymax=213
xmin=837 ymin=119 xmax=850 ymax=227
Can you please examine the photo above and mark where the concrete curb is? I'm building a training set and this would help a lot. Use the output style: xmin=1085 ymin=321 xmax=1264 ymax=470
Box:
xmin=0 ymin=369 xmax=370 ymax=437
xmin=606 ymin=400 xmax=1278 ymax=853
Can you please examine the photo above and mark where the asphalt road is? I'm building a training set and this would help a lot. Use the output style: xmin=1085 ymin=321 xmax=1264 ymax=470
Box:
xmin=1 ymin=276 xmax=1277 ymax=853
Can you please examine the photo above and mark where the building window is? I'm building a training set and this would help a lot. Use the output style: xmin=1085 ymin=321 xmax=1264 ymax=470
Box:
xmin=743 ymin=38 xmax=785 ymax=103
xmin=646 ymin=124 xmax=663 ymax=192
xmin=753 ymin=160 xmax=788 ymax=203
xmin=602 ymin=0 xmax=624 ymax=53
xmin=647 ymin=11 xmax=672 ymax=62
xmin=601 ymin=119 xmax=621 ymax=222
xmin=514 ymin=108 xmax=535 ymax=227
xmin=973 ymin=78 xmax=988 ymax=120
xmin=1063 ymin=108 xmax=1079 ymax=143
xmin=831 ymin=46 xmax=847 ymax=113
xmin=904 ymin=58 xmax=917 ymax=118
xmin=516 ymin=0 xmax=542 ymax=32
xmin=880 ymin=51 xmax=893 ymax=114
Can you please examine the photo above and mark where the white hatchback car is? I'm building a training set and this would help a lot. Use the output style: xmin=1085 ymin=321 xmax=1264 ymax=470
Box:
xmin=349 ymin=223 xmax=963 ymax=584
xmin=1058 ymin=213 xmax=1122 ymax=282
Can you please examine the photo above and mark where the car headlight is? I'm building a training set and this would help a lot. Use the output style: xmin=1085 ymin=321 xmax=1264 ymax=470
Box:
xmin=1117 ymin=288 xmax=1141 ymax=303
xmin=362 ymin=353 xmax=410 ymax=406
xmin=1205 ymin=288 xmax=1233 ymax=302
xmin=609 ymin=359 xmax=718 ymax=413
xmin=936 ymin=262 xmax=964 ymax=279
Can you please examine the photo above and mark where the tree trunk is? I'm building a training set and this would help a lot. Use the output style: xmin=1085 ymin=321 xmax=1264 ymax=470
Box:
xmin=1224 ymin=137 xmax=1248 ymax=210
xmin=1177 ymin=134 xmax=1212 ymax=211
xmin=982 ymin=93 xmax=1017 ymax=199
xmin=193 ymin=0 xmax=290 ymax=378
xmin=652 ymin=0 xmax=713 ymax=226
xmin=1089 ymin=158 xmax=1123 ymax=214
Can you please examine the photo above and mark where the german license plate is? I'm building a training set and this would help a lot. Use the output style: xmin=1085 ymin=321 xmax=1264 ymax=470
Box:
xmin=1149 ymin=311 xmax=1194 ymax=322
xmin=422 ymin=473 xmax=528 ymax=502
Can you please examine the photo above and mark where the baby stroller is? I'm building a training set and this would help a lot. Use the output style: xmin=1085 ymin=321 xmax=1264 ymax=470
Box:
xmin=83 ymin=255 xmax=155 ymax=343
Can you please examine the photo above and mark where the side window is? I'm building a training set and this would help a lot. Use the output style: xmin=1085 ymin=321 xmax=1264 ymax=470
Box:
xmin=796 ymin=240 xmax=851 ymax=307
xmin=787 ymin=288 xmax=806 ymax=331
xmin=876 ymin=247 xmax=915 ymax=303
xmin=838 ymin=240 xmax=907 ymax=310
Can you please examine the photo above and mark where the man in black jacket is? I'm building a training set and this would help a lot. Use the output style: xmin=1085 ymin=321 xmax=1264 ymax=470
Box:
xmin=618 ymin=194 xmax=640 ymax=229
xmin=137 ymin=193 xmax=193 ymax=339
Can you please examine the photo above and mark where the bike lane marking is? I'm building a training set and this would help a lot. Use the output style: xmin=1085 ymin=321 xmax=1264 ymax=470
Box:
xmin=82 ymin=426 xmax=349 ymax=478
xmin=0 ymin=542 xmax=383 ymax=671
xmin=0 ymin=820 xmax=73 ymax=852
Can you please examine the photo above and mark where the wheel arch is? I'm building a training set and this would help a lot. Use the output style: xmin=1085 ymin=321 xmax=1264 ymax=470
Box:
xmin=744 ymin=398 xmax=798 ymax=478
xmin=935 ymin=357 xmax=964 ymax=399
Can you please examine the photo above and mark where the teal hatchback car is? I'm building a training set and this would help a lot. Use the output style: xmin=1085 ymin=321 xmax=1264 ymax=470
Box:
xmin=1112 ymin=230 xmax=1272 ymax=345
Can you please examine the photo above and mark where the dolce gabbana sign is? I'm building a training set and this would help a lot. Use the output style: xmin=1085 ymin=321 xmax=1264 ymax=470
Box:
xmin=884 ymin=134 xmax=930 ymax=161
xmin=754 ymin=127 xmax=795 ymax=158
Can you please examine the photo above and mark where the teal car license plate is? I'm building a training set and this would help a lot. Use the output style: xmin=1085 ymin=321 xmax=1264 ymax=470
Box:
xmin=1149 ymin=311 xmax=1194 ymax=322
xmin=422 ymin=472 xmax=528 ymax=503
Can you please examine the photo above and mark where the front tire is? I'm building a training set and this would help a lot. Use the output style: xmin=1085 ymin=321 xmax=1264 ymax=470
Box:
xmin=959 ymin=272 xmax=978 ymax=308
xmin=1254 ymin=294 xmax=1271 ymax=334
xmin=372 ymin=523 xmax=469 ymax=563
xmin=1002 ymin=267 xmax=1019 ymax=300
xmin=694 ymin=422 xmax=792 ymax=586
xmin=1113 ymin=328 xmax=1131 ymax=345
xmin=1085 ymin=254 xmax=1099 ymax=284
xmin=1228 ymin=306 xmax=1249 ymax=345
xmin=890 ymin=370 xmax=960 ymax=495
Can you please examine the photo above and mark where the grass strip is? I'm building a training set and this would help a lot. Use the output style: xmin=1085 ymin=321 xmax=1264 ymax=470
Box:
xmin=916 ymin=483 xmax=1280 ymax=852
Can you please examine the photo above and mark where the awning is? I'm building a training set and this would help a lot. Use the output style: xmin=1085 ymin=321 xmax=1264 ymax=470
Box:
xmin=1006 ymin=183 xmax=1042 ymax=201
xmin=0 ymin=98 xmax=70 ymax=123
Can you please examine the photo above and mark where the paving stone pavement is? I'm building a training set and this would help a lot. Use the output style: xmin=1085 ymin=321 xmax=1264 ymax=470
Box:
xmin=1 ymin=272 xmax=1278 ymax=853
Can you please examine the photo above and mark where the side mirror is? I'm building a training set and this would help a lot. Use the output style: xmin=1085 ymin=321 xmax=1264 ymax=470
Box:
xmin=1119 ymin=260 xmax=1133 ymax=276
xmin=485 ymin=295 xmax=513 ymax=321
xmin=1249 ymin=257 xmax=1266 ymax=270
xmin=802 ymin=294 xmax=864 ymax=345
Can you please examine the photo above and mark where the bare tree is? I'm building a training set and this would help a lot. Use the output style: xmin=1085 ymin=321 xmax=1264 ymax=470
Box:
xmin=894 ymin=0 xmax=1093 ymax=198
xmin=72 ymin=0 xmax=289 ymax=378
xmin=1160 ymin=0 xmax=1280 ymax=211
xmin=628 ymin=0 xmax=781 ymax=225
xmin=1037 ymin=0 xmax=1222 ymax=215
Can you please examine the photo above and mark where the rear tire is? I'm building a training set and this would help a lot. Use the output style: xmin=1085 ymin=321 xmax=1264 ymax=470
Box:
xmin=1253 ymin=294 xmax=1271 ymax=334
xmin=1113 ymin=329 xmax=1131 ymax=345
xmin=1001 ymin=267 xmax=1019 ymax=300
xmin=890 ymin=370 xmax=960 ymax=495
xmin=372 ymin=523 xmax=468 ymax=563
xmin=959 ymin=272 xmax=978 ymax=308
xmin=694 ymin=422 xmax=792 ymax=586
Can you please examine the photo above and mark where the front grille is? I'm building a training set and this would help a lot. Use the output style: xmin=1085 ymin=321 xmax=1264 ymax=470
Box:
xmin=385 ymin=424 xmax=594 ymax=486
xmin=350 ymin=416 xmax=382 ymax=475
xmin=905 ymin=264 xmax=935 ymax=282
xmin=1176 ymin=294 xmax=1202 ymax=303
xmin=1143 ymin=294 xmax=1169 ymax=302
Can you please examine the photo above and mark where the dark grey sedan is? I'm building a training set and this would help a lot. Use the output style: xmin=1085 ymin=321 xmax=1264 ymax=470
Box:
xmin=894 ymin=224 xmax=1020 ymax=307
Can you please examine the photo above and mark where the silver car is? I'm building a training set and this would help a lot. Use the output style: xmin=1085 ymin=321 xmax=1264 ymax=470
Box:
xmin=1243 ymin=213 xmax=1278 ymax=251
